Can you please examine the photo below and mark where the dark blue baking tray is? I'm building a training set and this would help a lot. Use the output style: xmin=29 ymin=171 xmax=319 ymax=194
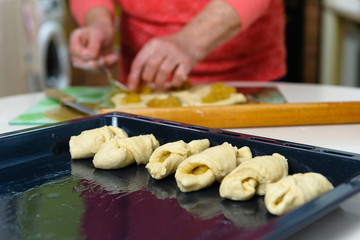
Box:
xmin=1 ymin=112 xmax=360 ymax=240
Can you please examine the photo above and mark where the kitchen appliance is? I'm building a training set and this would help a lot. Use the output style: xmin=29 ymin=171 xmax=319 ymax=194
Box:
xmin=0 ymin=0 xmax=70 ymax=97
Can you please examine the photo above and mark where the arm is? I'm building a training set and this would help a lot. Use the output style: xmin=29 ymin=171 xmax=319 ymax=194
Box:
xmin=127 ymin=0 xmax=242 ymax=90
xmin=176 ymin=0 xmax=242 ymax=63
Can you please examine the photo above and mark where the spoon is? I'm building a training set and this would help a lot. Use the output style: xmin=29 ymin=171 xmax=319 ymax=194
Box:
xmin=97 ymin=59 xmax=130 ymax=92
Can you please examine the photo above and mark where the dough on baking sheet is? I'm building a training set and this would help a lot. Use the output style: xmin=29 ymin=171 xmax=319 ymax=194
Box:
xmin=146 ymin=139 xmax=210 ymax=180
xmin=219 ymin=153 xmax=288 ymax=201
xmin=93 ymin=134 xmax=159 ymax=169
xmin=236 ymin=146 xmax=253 ymax=165
xmin=69 ymin=126 xmax=128 ymax=159
xmin=187 ymin=139 xmax=211 ymax=155
xmin=175 ymin=142 xmax=239 ymax=192
xmin=264 ymin=172 xmax=334 ymax=216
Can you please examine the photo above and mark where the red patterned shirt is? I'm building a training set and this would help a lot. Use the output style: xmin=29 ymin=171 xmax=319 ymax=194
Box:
xmin=71 ymin=0 xmax=286 ymax=83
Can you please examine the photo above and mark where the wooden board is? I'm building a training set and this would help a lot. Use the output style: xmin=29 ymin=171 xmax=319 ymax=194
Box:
xmin=99 ymin=101 xmax=360 ymax=128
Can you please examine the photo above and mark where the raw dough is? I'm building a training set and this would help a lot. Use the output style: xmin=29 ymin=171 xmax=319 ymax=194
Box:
xmin=93 ymin=134 xmax=159 ymax=169
xmin=111 ymin=92 xmax=169 ymax=108
xmin=265 ymin=172 xmax=334 ymax=215
xmin=111 ymin=83 xmax=246 ymax=108
xmin=219 ymin=153 xmax=288 ymax=201
xmin=236 ymin=146 xmax=253 ymax=165
xmin=146 ymin=139 xmax=210 ymax=180
xmin=69 ymin=126 xmax=128 ymax=159
xmin=172 ymin=84 xmax=246 ymax=106
xmin=187 ymin=139 xmax=211 ymax=155
xmin=175 ymin=142 xmax=239 ymax=192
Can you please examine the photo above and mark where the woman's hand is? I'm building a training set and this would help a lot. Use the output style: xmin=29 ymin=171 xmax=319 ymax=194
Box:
xmin=69 ymin=7 xmax=118 ymax=69
xmin=127 ymin=34 xmax=197 ymax=91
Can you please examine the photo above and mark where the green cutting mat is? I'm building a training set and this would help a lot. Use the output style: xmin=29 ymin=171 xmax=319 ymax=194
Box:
xmin=10 ymin=87 xmax=111 ymax=125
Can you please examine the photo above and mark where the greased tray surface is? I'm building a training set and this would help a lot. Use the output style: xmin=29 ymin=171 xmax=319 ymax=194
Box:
xmin=1 ymin=113 xmax=360 ymax=240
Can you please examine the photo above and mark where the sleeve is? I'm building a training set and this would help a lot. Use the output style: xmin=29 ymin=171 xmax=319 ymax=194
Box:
xmin=70 ymin=0 xmax=115 ymax=26
xmin=224 ymin=0 xmax=270 ymax=31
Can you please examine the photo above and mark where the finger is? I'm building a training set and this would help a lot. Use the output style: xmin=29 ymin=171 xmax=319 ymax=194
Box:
xmin=72 ymin=61 xmax=98 ymax=70
xmin=171 ymin=63 xmax=191 ymax=87
xmin=103 ymin=53 xmax=120 ymax=66
xmin=128 ymin=45 xmax=155 ymax=91
xmin=72 ymin=56 xmax=98 ymax=70
xmin=154 ymin=57 xmax=178 ymax=89
xmin=127 ymin=58 xmax=144 ymax=91
xmin=69 ymin=29 xmax=89 ymax=58
xmin=82 ymin=31 xmax=104 ymax=60
xmin=141 ymin=54 xmax=165 ymax=83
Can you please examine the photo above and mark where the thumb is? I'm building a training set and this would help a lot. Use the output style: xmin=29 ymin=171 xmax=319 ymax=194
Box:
xmin=103 ymin=53 xmax=120 ymax=66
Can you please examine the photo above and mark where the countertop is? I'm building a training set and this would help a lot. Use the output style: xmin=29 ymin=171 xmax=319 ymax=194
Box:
xmin=1 ymin=82 xmax=360 ymax=239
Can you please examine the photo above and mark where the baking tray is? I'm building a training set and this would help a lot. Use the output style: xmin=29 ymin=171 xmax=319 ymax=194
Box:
xmin=1 ymin=112 xmax=360 ymax=240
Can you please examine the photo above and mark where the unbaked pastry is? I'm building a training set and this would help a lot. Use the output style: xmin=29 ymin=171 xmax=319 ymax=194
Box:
xmin=93 ymin=134 xmax=159 ymax=169
xmin=236 ymin=146 xmax=253 ymax=165
xmin=265 ymin=172 xmax=334 ymax=215
xmin=111 ymin=83 xmax=246 ymax=108
xmin=146 ymin=139 xmax=210 ymax=180
xmin=111 ymin=92 xmax=169 ymax=108
xmin=69 ymin=126 xmax=128 ymax=159
xmin=175 ymin=142 xmax=239 ymax=192
xmin=171 ymin=84 xmax=246 ymax=106
xmin=219 ymin=153 xmax=288 ymax=201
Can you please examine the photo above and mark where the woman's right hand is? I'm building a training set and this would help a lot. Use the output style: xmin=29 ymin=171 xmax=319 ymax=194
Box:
xmin=69 ymin=21 xmax=118 ymax=69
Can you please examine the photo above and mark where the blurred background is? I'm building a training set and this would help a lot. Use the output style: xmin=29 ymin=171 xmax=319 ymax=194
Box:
xmin=0 ymin=0 xmax=359 ymax=97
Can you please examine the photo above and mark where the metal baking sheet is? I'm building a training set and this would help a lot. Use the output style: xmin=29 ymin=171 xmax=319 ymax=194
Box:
xmin=1 ymin=112 xmax=360 ymax=240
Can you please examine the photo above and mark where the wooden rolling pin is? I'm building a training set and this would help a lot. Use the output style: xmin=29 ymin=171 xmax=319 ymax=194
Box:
xmin=99 ymin=101 xmax=360 ymax=128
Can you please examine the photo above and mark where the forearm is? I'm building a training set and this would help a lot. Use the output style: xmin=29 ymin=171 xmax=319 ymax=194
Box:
xmin=84 ymin=7 xmax=114 ymax=27
xmin=173 ymin=0 xmax=241 ymax=62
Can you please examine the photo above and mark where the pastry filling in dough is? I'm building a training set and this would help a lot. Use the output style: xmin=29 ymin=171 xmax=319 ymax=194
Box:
xmin=93 ymin=134 xmax=159 ymax=169
xmin=146 ymin=139 xmax=210 ymax=180
xmin=264 ymin=172 xmax=334 ymax=215
xmin=220 ymin=153 xmax=288 ymax=201
xmin=192 ymin=165 xmax=209 ymax=175
xmin=69 ymin=126 xmax=128 ymax=159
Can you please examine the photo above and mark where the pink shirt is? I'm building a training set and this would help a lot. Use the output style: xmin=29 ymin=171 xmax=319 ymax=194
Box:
xmin=71 ymin=0 xmax=286 ymax=83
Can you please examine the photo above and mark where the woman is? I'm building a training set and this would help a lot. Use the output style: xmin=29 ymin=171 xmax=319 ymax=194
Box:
xmin=69 ymin=0 xmax=286 ymax=91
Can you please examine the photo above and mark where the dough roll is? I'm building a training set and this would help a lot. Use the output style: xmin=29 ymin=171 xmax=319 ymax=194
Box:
xmin=265 ymin=172 xmax=334 ymax=216
xmin=220 ymin=153 xmax=288 ymax=201
xmin=93 ymin=134 xmax=159 ymax=169
xmin=175 ymin=142 xmax=238 ymax=192
xmin=146 ymin=139 xmax=210 ymax=180
xmin=69 ymin=126 xmax=128 ymax=159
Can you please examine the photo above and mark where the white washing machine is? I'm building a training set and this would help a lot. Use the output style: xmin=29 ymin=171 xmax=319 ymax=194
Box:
xmin=0 ymin=0 xmax=70 ymax=96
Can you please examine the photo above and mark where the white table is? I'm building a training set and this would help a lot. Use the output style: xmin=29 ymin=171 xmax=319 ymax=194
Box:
xmin=1 ymin=82 xmax=360 ymax=240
